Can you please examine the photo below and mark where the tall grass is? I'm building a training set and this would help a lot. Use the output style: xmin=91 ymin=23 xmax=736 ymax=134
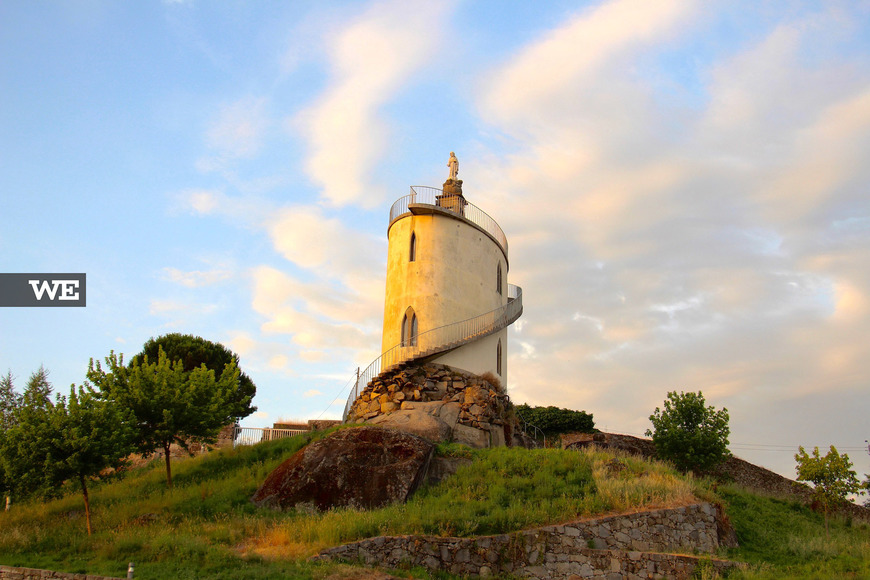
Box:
xmin=0 ymin=432 xmax=333 ymax=579
xmin=6 ymin=433 xmax=865 ymax=579
xmin=248 ymin=446 xmax=702 ymax=560
xmin=719 ymin=485 xmax=870 ymax=579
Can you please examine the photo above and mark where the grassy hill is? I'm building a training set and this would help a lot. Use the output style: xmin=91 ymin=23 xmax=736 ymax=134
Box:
xmin=1 ymin=430 xmax=868 ymax=579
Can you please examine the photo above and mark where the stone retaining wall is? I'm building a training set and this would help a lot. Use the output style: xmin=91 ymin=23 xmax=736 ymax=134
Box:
xmin=0 ymin=566 xmax=122 ymax=580
xmin=315 ymin=502 xmax=741 ymax=578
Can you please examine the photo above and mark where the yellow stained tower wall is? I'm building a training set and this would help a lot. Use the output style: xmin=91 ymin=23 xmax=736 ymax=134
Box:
xmin=382 ymin=206 xmax=509 ymax=382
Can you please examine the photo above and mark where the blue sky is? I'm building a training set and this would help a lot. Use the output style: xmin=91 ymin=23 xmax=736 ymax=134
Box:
xmin=2 ymin=0 xmax=869 ymax=479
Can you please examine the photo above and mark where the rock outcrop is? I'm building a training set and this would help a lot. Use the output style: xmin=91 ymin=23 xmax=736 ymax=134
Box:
xmin=346 ymin=363 xmax=531 ymax=448
xmin=251 ymin=426 xmax=434 ymax=511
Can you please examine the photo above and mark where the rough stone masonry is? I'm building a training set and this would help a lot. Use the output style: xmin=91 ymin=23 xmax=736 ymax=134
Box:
xmin=346 ymin=363 xmax=531 ymax=448
xmin=315 ymin=502 xmax=742 ymax=579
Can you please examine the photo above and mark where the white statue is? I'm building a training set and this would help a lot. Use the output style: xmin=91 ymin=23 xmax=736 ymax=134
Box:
xmin=447 ymin=151 xmax=459 ymax=180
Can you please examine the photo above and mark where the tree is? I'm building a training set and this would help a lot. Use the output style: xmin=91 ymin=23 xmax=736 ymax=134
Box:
xmin=88 ymin=348 xmax=251 ymax=488
xmin=131 ymin=333 xmax=256 ymax=419
xmin=1 ymin=367 xmax=56 ymax=499
xmin=21 ymin=365 xmax=52 ymax=410
xmin=0 ymin=370 xmax=21 ymax=497
xmin=0 ymin=370 xmax=21 ymax=430
xmin=795 ymin=445 xmax=862 ymax=539
xmin=1 ymin=377 xmax=133 ymax=535
xmin=646 ymin=390 xmax=730 ymax=473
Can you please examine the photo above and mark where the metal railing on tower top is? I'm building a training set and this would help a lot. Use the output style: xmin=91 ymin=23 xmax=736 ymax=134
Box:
xmin=342 ymin=284 xmax=523 ymax=420
xmin=390 ymin=186 xmax=509 ymax=256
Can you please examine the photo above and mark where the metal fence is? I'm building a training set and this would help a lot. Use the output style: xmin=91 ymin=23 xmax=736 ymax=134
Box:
xmin=390 ymin=186 xmax=509 ymax=255
xmin=342 ymin=285 xmax=523 ymax=420
xmin=231 ymin=426 xmax=308 ymax=447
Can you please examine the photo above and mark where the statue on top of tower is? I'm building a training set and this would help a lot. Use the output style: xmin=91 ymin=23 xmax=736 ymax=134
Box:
xmin=447 ymin=151 xmax=459 ymax=181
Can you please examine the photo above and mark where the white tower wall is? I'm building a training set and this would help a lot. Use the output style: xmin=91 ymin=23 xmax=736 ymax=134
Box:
xmin=382 ymin=203 xmax=509 ymax=382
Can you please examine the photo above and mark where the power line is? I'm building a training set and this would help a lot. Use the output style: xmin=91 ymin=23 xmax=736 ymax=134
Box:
xmin=314 ymin=369 xmax=357 ymax=420
xmin=597 ymin=428 xmax=870 ymax=455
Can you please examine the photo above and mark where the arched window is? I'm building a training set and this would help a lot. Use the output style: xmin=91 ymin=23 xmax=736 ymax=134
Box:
xmin=401 ymin=307 xmax=418 ymax=347
xmin=497 ymin=263 xmax=503 ymax=295
xmin=409 ymin=232 xmax=416 ymax=262
xmin=497 ymin=339 xmax=503 ymax=375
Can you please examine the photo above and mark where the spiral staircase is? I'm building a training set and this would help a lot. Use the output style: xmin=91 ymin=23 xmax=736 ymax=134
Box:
xmin=342 ymin=286 xmax=522 ymax=421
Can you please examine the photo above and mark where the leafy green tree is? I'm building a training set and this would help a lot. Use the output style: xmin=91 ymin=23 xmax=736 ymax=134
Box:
xmin=795 ymin=445 xmax=862 ymax=538
xmin=88 ymin=348 xmax=250 ymax=488
xmin=646 ymin=390 xmax=730 ymax=473
xmin=131 ymin=333 xmax=256 ymax=419
xmin=1 ymin=377 xmax=133 ymax=535
xmin=515 ymin=404 xmax=595 ymax=439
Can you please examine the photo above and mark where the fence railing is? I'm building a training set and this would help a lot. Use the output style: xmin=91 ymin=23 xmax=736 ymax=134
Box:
xmin=231 ymin=426 xmax=308 ymax=447
xmin=390 ymin=186 xmax=508 ymax=256
xmin=342 ymin=285 xmax=523 ymax=420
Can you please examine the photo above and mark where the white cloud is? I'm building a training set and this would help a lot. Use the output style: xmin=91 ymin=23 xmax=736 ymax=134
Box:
xmin=268 ymin=355 xmax=289 ymax=370
xmin=479 ymin=0 xmax=694 ymax=133
xmin=303 ymin=389 xmax=323 ymax=398
xmin=250 ymin=265 xmax=380 ymax=351
xmin=294 ymin=0 xmax=452 ymax=207
xmin=148 ymin=299 xmax=218 ymax=317
xmin=206 ymin=96 xmax=269 ymax=160
xmin=471 ymin=2 xmax=870 ymax=463
xmin=174 ymin=188 xmax=223 ymax=215
xmin=265 ymin=205 xmax=384 ymax=282
xmin=163 ymin=267 xmax=233 ymax=288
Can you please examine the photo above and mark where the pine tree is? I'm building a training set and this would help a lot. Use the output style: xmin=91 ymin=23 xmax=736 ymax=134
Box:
xmin=132 ymin=333 xmax=257 ymax=419
xmin=21 ymin=365 xmax=52 ymax=410
xmin=0 ymin=370 xmax=21 ymax=497
xmin=2 ymin=368 xmax=55 ymax=498
xmin=0 ymin=370 xmax=20 ymax=430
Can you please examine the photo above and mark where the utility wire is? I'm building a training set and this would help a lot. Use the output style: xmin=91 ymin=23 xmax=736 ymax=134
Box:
xmin=314 ymin=369 xmax=357 ymax=420
xmin=597 ymin=428 xmax=870 ymax=454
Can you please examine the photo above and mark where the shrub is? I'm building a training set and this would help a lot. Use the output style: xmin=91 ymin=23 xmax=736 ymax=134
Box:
xmin=646 ymin=390 xmax=730 ymax=473
xmin=514 ymin=404 xmax=595 ymax=437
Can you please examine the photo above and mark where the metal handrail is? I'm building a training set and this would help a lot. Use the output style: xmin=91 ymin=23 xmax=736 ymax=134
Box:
xmin=517 ymin=416 xmax=547 ymax=448
xmin=390 ymin=186 xmax=509 ymax=256
xmin=231 ymin=426 xmax=307 ymax=447
xmin=343 ymin=284 xmax=523 ymax=420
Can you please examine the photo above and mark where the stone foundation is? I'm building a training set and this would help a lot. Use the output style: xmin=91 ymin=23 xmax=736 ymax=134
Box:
xmin=345 ymin=364 xmax=528 ymax=448
xmin=0 ymin=566 xmax=122 ymax=580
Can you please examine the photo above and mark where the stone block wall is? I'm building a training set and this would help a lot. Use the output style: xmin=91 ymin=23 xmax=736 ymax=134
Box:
xmin=315 ymin=503 xmax=741 ymax=579
xmin=0 ymin=566 xmax=122 ymax=580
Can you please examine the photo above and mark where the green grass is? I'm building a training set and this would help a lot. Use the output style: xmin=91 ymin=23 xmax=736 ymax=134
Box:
xmin=719 ymin=485 xmax=870 ymax=579
xmin=1 ymin=433 xmax=868 ymax=579
xmin=250 ymin=444 xmax=697 ymax=555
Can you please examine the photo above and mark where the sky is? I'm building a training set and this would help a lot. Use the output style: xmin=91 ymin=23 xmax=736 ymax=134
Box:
xmin=1 ymin=0 xmax=869 ymax=480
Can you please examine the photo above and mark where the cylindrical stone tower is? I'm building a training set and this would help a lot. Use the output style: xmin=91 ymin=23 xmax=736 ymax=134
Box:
xmin=379 ymin=167 xmax=522 ymax=383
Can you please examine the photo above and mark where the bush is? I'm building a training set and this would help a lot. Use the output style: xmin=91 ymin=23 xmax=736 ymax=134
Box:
xmin=514 ymin=404 xmax=595 ymax=437
xmin=646 ymin=390 xmax=730 ymax=473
